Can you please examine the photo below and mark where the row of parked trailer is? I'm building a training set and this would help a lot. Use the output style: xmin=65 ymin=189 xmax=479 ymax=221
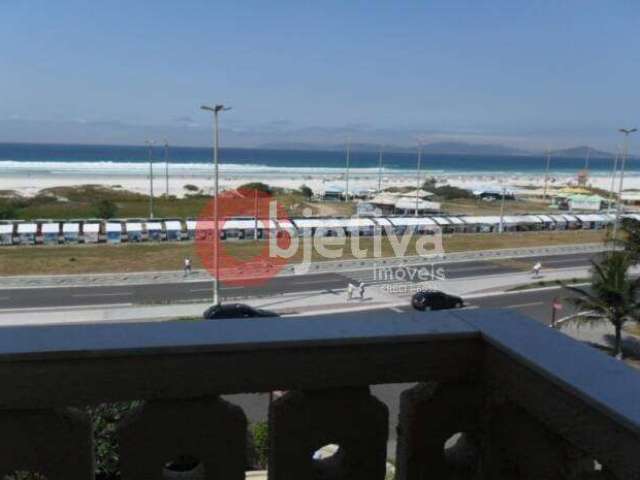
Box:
xmin=0 ymin=213 xmax=634 ymax=246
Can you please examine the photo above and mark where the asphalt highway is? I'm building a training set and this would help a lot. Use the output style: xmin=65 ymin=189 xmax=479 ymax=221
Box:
xmin=0 ymin=251 xmax=598 ymax=309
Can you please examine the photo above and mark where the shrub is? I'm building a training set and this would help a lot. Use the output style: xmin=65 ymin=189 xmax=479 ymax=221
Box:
xmin=433 ymin=185 xmax=474 ymax=200
xmin=183 ymin=184 xmax=199 ymax=192
xmin=88 ymin=402 xmax=142 ymax=479
xmin=239 ymin=182 xmax=272 ymax=194
xmin=92 ymin=199 xmax=118 ymax=219
xmin=251 ymin=421 xmax=269 ymax=469
xmin=298 ymin=185 xmax=313 ymax=199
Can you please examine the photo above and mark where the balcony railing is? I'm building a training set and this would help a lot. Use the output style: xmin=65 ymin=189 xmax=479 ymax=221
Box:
xmin=0 ymin=308 xmax=639 ymax=479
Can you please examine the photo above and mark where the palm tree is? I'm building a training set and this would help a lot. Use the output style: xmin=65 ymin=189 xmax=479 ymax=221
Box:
xmin=564 ymin=252 xmax=640 ymax=358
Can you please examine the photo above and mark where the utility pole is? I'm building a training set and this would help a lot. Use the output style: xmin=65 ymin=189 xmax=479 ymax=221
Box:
xmin=498 ymin=186 xmax=506 ymax=234
xmin=415 ymin=143 xmax=422 ymax=217
xmin=607 ymin=149 xmax=620 ymax=215
xmin=146 ymin=140 xmax=155 ymax=218
xmin=612 ymin=128 xmax=637 ymax=245
xmin=201 ymin=104 xmax=232 ymax=306
xmin=345 ymin=138 xmax=351 ymax=202
xmin=543 ymin=148 xmax=551 ymax=201
xmin=378 ymin=146 xmax=383 ymax=192
xmin=584 ymin=146 xmax=591 ymax=170
xmin=164 ymin=140 xmax=170 ymax=197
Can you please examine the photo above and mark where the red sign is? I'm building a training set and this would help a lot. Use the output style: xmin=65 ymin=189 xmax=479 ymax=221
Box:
xmin=552 ymin=300 xmax=563 ymax=310
xmin=195 ymin=188 xmax=292 ymax=287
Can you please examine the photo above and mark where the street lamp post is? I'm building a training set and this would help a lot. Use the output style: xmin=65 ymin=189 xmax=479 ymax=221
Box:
xmin=415 ymin=143 xmax=422 ymax=217
xmin=164 ymin=140 xmax=170 ymax=197
xmin=146 ymin=140 xmax=155 ymax=218
xmin=612 ymin=128 xmax=637 ymax=244
xmin=543 ymin=148 xmax=552 ymax=201
xmin=378 ymin=146 xmax=383 ymax=192
xmin=345 ymin=138 xmax=351 ymax=202
xmin=498 ymin=187 xmax=506 ymax=234
xmin=201 ymin=104 xmax=231 ymax=306
xmin=607 ymin=149 xmax=620 ymax=215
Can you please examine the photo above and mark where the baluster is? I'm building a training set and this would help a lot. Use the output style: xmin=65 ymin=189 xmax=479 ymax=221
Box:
xmin=268 ymin=387 xmax=388 ymax=480
xmin=0 ymin=408 xmax=93 ymax=480
xmin=118 ymin=396 xmax=246 ymax=480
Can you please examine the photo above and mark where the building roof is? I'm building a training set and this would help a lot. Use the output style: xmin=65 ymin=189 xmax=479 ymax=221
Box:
xmin=17 ymin=223 xmax=37 ymax=234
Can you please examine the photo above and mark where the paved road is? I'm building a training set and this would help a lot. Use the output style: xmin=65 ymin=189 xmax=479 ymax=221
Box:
xmin=0 ymin=251 xmax=597 ymax=309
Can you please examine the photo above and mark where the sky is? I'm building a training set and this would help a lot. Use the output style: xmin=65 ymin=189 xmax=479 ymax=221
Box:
xmin=1 ymin=0 xmax=639 ymax=152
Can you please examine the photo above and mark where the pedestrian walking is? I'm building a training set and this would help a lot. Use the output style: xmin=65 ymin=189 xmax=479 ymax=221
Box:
xmin=184 ymin=257 xmax=192 ymax=276
xmin=532 ymin=261 xmax=542 ymax=278
xmin=347 ymin=283 xmax=354 ymax=301
xmin=359 ymin=282 xmax=366 ymax=300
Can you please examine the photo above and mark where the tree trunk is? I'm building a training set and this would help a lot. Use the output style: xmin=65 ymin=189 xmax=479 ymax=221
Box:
xmin=614 ymin=324 xmax=623 ymax=359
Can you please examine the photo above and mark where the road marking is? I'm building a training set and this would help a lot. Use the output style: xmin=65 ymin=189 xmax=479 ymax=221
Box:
xmin=389 ymin=307 xmax=404 ymax=313
xmin=72 ymin=292 xmax=133 ymax=298
xmin=460 ymin=305 xmax=479 ymax=310
xmin=191 ymin=286 xmax=244 ymax=292
xmin=501 ymin=301 xmax=544 ymax=309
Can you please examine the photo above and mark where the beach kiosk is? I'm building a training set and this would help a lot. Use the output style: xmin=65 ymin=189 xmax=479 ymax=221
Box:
xmin=62 ymin=222 xmax=80 ymax=243
xmin=388 ymin=217 xmax=439 ymax=235
xmin=446 ymin=216 xmax=466 ymax=233
xmin=40 ymin=222 xmax=60 ymax=244
xmin=0 ymin=224 xmax=13 ymax=245
xmin=165 ymin=220 xmax=183 ymax=241
xmin=125 ymin=222 xmax=143 ymax=242
xmin=145 ymin=221 xmax=163 ymax=241
xmin=186 ymin=220 xmax=197 ymax=240
xmin=16 ymin=223 xmax=37 ymax=245
xmin=82 ymin=222 xmax=101 ymax=243
xmin=106 ymin=222 xmax=123 ymax=244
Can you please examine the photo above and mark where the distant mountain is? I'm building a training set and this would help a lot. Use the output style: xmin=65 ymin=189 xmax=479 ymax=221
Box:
xmin=258 ymin=141 xmax=529 ymax=156
xmin=550 ymin=146 xmax=614 ymax=158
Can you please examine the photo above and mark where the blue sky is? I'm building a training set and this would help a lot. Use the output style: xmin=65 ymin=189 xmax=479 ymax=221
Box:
xmin=1 ymin=0 xmax=639 ymax=151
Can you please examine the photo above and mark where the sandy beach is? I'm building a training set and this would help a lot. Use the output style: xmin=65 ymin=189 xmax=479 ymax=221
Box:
xmin=2 ymin=165 xmax=637 ymax=199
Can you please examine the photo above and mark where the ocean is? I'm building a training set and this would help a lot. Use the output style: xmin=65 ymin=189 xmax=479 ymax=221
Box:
xmin=0 ymin=142 xmax=631 ymax=178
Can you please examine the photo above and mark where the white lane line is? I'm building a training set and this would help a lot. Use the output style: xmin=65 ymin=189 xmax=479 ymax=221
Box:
xmin=72 ymin=292 xmax=133 ymax=298
xmin=190 ymin=286 xmax=244 ymax=292
xmin=389 ymin=307 xmax=404 ymax=313
xmin=460 ymin=305 xmax=479 ymax=310
xmin=501 ymin=301 xmax=544 ymax=309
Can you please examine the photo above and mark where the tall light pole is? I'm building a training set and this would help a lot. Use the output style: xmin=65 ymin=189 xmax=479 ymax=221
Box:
xmin=543 ymin=148 xmax=552 ymax=201
xmin=377 ymin=146 xmax=383 ymax=192
xmin=345 ymin=138 xmax=351 ymax=202
xmin=584 ymin=146 xmax=591 ymax=170
xmin=607 ymin=149 xmax=620 ymax=215
xmin=201 ymin=104 xmax=231 ymax=306
xmin=612 ymin=128 xmax=637 ymax=244
xmin=146 ymin=140 xmax=155 ymax=218
xmin=415 ymin=143 xmax=422 ymax=217
xmin=164 ymin=140 xmax=170 ymax=197
xmin=498 ymin=186 xmax=506 ymax=234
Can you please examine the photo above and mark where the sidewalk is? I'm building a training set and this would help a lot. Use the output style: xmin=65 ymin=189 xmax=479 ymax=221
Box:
xmin=0 ymin=286 xmax=404 ymax=327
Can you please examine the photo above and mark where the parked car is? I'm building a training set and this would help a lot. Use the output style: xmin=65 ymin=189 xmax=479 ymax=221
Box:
xmin=411 ymin=290 xmax=464 ymax=311
xmin=202 ymin=303 xmax=279 ymax=320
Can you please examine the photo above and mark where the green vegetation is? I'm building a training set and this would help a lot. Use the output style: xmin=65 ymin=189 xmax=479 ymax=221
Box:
xmin=250 ymin=421 xmax=269 ymax=469
xmin=0 ymin=230 xmax=606 ymax=276
xmin=565 ymin=252 xmax=640 ymax=358
xmin=298 ymin=184 xmax=313 ymax=199
xmin=92 ymin=198 xmax=119 ymax=219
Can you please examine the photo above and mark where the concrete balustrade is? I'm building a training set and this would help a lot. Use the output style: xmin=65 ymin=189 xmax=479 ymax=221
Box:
xmin=0 ymin=309 xmax=638 ymax=478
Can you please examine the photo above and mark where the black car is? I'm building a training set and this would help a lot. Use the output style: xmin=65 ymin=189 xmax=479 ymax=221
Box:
xmin=411 ymin=290 xmax=464 ymax=311
xmin=202 ymin=303 xmax=279 ymax=320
